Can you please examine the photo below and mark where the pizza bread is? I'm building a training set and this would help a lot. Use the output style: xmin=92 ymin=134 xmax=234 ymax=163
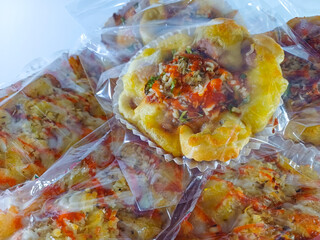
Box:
xmin=0 ymin=55 xmax=109 ymax=190
xmin=118 ymin=18 xmax=287 ymax=162
xmin=266 ymin=16 xmax=320 ymax=146
xmin=177 ymin=155 xmax=320 ymax=239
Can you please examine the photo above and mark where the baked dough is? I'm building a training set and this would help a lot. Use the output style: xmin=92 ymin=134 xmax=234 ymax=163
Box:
xmin=177 ymin=155 xmax=320 ymax=239
xmin=140 ymin=0 xmax=240 ymax=45
xmin=118 ymin=19 xmax=287 ymax=162
xmin=0 ymin=55 xmax=109 ymax=190
xmin=267 ymin=16 xmax=320 ymax=146
xmin=4 ymin=136 xmax=169 ymax=240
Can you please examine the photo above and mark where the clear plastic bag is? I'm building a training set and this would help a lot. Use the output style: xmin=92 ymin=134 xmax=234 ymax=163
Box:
xmin=261 ymin=6 xmax=320 ymax=149
xmin=68 ymin=0 xmax=320 ymax=168
xmin=76 ymin=35 xmax=123 ymax=90
xmin=0 ymin=118 xmax=202 ymax=240
xmin=0 ymin=53 xmax=110 ymax=191
xmin=69 ymin=0 xmax=243 ymax=63
xmin=80 ymin=11 xmax=285 ymax=171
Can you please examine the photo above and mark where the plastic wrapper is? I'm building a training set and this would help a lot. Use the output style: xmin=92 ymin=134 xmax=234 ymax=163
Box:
xmin=100 ymin=0 xmax=242 ymax=62
xmin=68 ymin=0 xmax=244 ymax=82
xmin=0 ymin=53 xmax=55 ymax=104
xmin=112 ymin=20 xmax=287 ymax=169
xmin=0 ymin=117 xmax=202 ymax=239
xmin=76 ymin=37 xmax=122 ymax=90
xmin=176 ymin=150 xmax=320 ymax=239
xmin=0 ymin=53 xmax=111 ymax=191
xmin=2 ymin=0 xmax=320 ymax=239
xmin=67 ymin=0 xmax=293 ymax=170
xmin=113 ymin=130 xmax=194 ymax=210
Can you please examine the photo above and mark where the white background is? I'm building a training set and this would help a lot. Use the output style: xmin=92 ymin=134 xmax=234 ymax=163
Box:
xmin=0 ymin=0 xmax=318 ymax=88
xmin=0 ymin=0 xmax=83 ymax=87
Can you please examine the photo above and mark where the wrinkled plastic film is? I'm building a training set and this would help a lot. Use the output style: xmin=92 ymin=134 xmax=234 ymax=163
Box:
xmin=66 ymin=0 xmax=132 ymax=32
xmin=260 ymin=6 xmax=320 ymax=150
xmin=0 ymin=53 xmax=110 ymax=191
xmin=79 ymin=0 xmax=320 ymax=169
xmin=0 ymin=118 xmax=201 ymax=240
xmin=111 ymin=23 xmax=286 ymax=171
xmin=113 ymin=136 xmax=196 ymax=211
xmin=0 ymin=119 xmax=119 ymax=210
xmin=1 ymin=0 xmax=320 ymax=239
xmin=170 ymin=138 xmax=320 ymax=239
xmin=71 ymin=0 xmax=246 ymax=87
xmin=100 ymin=0 xmax=243 ymax=61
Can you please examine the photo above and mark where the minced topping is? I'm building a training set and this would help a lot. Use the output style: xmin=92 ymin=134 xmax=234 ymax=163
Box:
xmin=281 ymin=53 xmax=320 ymax=108
xmin=291 ymin=19 xmax=320 ymax=53
xmin=177 ymin=156 xmax=320 ymax=239
xmin=144 ymin=48 xmax=249 ymax=131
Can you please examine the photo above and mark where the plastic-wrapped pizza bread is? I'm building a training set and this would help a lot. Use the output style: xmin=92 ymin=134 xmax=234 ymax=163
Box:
xmin=176 ymin=154 xmax=320 ymax=239
xmin=2 ymin=125 xmax=176 ymax=240
xmin=13 ymin=163 xmax=169 ymax=240
xmin=267 ymin=16 xmax=320 ymax=146
xmin=138 ymin=0 xmax=240 ymax=44
xmin=102 ymin=0 xmax=240 ymax=62
xmin=116 ymin=18 xmax=288 ymax=162
xmin=0 ymin=54 xmax=110 ymax=190
xmin=115 ymin=140 xmax=192 ymax=210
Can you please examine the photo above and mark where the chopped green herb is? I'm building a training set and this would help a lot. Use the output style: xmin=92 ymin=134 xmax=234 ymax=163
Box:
xmin=240 ymin=73 xmax=247 ymax=80
xmin=170 ymin=80 xmax=176 ymax=92
xmin=242 ymin=95 xmax=250 ymax=104
xmin=179 ymin=111 xmax=188 ymax=123
xmin=121 ymin=17 xmax=126 ymax=25
xmin=172 ymin=49 xmax=177 ymax=56
xmin=186 ymin=46 xmax=192 ymax=54
xmin=144 ymin=76 xmax=159 ymax=95
xmin=189 ymin=113 xmax=203 ymax=119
